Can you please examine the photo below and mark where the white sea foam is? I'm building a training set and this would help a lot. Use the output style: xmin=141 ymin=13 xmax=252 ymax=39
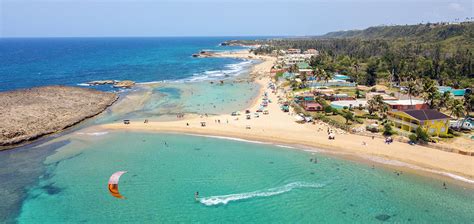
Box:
xmin=186 ymin=134 xmax=270 ymax=145
xmin=76 ymin=131 xmax=109 ymax=136
xmin=275 ymin=144 xmax=296 ymax=149
xmin=362 ymin=155 xmax=474 ymax=184
xmin=184 ymin=60 xmax=253 ymax=82
xmin=199 ymin=182 xmax=324 ymax=206
xmin=134 ymin=59 xmax=254 ymax=85
xmin=77 ymin=83 xmax=91 ymax=87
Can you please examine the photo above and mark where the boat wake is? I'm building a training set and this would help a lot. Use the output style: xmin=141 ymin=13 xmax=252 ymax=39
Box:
xmin=199 ymin=182 xmax=325 ymax=206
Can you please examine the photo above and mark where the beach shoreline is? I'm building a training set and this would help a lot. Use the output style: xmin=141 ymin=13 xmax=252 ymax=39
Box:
xmin=89 ymin=50 xmax=473 ymax=184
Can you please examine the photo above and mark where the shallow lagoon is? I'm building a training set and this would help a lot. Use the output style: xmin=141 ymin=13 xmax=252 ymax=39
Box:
xmin=14 ymin=132 xmax=474 ymax=223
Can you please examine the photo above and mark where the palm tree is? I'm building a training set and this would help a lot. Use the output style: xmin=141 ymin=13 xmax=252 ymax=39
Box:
xmin=449 ymin=99 xmax=465 ymax=120
xmin=322 ymin=70 xmax=333 ymax=84
xmin=438 ymin=91 xmax=453 ymax=111
xmin=403 ymin=78 xmax=421 ymax=106
xmin=420 ymin=78 xmax=440 ymax=109
xmin=312 ymin=67 xmax=322 ymax=82
xmin=459 ymin=94 xmax=473 ymax=130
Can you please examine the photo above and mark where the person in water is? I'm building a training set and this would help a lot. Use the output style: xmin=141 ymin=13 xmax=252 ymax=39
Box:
xmin=195 ymin=191 xmax=199 ymax=201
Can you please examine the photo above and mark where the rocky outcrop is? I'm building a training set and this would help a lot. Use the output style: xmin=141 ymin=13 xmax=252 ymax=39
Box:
xmin=88 ymin=80 xmax=115 ymax=85
xmin=113 ymin=80 xmax=135 ymax=88
xmin=87 ymin=80 xmax=135 ymax=88
xmin=0 ymin=86 xmax=118 ymax=148
xmin=192 ymin=51 xmax=216 ymax=58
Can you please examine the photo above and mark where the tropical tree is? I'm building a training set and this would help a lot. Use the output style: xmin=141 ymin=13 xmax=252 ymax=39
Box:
xmin=449 ymin=99 xmax=465 ymax=120
xmin=365 ymin=58 xmax=379 ymax=86
xmin=367 ymin=99 xmax=377 ymax=115
xmin=459 ymin=93 xmax=473 ymax=130
xmin=342 ymin=109 xmax=354 ymax=124
xmin=402 ymin=77 xmax=421 ymax=106
xmin=320 ymin=69 xmax=331 ymax=83
xmin=438 ymin=91 xmax=453 ymax=111
xmin=420 ymin=78 xmax=440 ymax=109
xmin=366 ymin=95 xmax=386 ymax=118
xmin=313 ymin=67 xmax=323 ymax=82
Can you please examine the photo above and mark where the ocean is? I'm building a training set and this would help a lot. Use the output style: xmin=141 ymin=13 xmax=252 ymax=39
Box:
xmin=9 ymin=132 xmax=474 ymax=223
xmin=0 ymin=37 xmax=253 ymax=91
xmin=0 ymin=37 xmax=473 ymax=223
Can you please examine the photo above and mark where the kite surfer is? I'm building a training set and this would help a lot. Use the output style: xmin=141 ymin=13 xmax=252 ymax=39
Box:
xmin=195 ymin=191 xmax=199 ymax=201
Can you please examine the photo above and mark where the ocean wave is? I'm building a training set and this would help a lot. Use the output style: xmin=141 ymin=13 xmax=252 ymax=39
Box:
xmin=128 ymin=60 xmax=254 ymax=86
xmin=184 ymin=60 xmax=253 ymax=82
xmin=187 ymin=134 xmax=269 ymax=145
xmin=77 ymin=83 xmax=91 ymax=87
xmin=76 ymin=131 xmax=109 ymax=136
xmin=199 ymin=182 xmax=324 ymax=206
xmin=362 ymin=156 xmax=474 ymax=184
xmin=276 ymin=144 xmax=296 ymax=149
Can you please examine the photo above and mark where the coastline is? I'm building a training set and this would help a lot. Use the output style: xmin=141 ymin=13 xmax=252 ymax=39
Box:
xmin=88 ymin=50 xmax=474 ymax=184
xmin=0 ymin=86 xmax=118 ymax=150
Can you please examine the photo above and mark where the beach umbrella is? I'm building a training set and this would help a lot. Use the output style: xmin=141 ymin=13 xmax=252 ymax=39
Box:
xmin=108 ymin=171 xmax=127 ymax=199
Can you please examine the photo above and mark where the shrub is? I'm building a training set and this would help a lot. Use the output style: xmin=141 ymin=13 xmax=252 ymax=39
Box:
xmin=438 ymin=133 xmax=454 ymax=138
xmin=383 ymin=123 xmax=394 ymax=136
xmin=366 ymin=126 xmax=379 ymax=133
xmin=343 ymin=106 xmax=349 ymax=110
xmin=415 ymin=127 xmax=430 ymax=142
xmin=324 ymin=106 xmax=333 ymax=114
xmin=409 ymin=134 xmax=418 ymax=142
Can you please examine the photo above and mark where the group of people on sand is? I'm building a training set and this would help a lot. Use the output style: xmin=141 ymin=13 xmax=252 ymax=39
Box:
xmin=176 ymin=113 xmax=185 ymax=119
xmin=385 ymin=136 xmax=393 ymax=144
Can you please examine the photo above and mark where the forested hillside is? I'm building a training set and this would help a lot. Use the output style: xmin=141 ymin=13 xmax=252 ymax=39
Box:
xmin=246 ymin=22 xmax=473 ymax=89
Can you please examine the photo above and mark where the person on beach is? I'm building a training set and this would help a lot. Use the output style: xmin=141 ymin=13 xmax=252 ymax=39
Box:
xmin=186 ymin=123 xmax=189 ymax=126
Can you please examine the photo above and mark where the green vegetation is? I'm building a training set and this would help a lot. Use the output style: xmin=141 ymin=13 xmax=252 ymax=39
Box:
xmin=249 ymin=22 xmax=473 ymax=88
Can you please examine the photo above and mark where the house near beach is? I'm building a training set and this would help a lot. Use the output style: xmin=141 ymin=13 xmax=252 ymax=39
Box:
xmin=384 ymin=100 xmax=428 ymax=111
xmin=387 ymin=109 xmax=450 ymax=136
xmin=304 ymin=102 xmax=323 ymax=112
xmin=366 ymin=92 xmax=398 ymax=101
xmin=287 ymin=49 xmax=302 ymax=54
xmin=303 ymin=49 xmax=319 ymax=55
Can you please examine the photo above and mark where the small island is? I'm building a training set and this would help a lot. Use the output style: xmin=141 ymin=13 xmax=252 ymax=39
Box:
xmin=0 ymin=86 xmax=118 ymax=148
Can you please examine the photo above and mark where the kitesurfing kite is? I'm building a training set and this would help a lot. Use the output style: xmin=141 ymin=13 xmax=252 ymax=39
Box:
xmin=108 ymin=171 xmax=127 ymax=199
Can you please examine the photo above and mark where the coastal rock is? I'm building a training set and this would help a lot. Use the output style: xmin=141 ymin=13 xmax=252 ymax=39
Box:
xmin=88 ymin=80 xmax=116 ymax=85
xmin=192 ymin=50 xmax=216 ymax=58
xmin=113 ymin=80 xmax=135 ymax=88
xmin=0 ymin=86 xmax=118 ymax=148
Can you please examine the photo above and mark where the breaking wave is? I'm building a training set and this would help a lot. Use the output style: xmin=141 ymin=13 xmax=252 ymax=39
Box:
xmin=362 ymin=156 xmax=474 ymax=184
xmin=76 ymin=131 xmax=109 ymax=136
xmin=184 ymin=60 xmax=253 ymax=82
xmin=199 ymin=182 xmax=325 ymax=206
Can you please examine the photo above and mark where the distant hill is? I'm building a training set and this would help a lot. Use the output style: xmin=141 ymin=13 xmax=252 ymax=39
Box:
xmin=318 ymin=22 xmax=474 ymax=42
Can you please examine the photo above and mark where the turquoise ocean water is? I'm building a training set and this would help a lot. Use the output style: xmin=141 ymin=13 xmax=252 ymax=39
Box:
xmin=1 ymin=37 xmax=474 ymax=223
xmin=15 ymin=133 xmax=474 ymax=223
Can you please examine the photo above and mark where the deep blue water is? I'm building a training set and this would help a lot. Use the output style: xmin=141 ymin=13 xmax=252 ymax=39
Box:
xmin=0 ymin=37 xmax=255 ymax=92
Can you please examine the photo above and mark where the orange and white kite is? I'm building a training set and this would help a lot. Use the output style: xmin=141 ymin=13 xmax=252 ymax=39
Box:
xmin=108 ymin=171 xmax=127 ymax=199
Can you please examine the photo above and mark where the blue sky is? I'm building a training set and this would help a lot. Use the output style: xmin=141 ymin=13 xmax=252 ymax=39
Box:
xmin=1 ymin=0 xmax=472 ymax=37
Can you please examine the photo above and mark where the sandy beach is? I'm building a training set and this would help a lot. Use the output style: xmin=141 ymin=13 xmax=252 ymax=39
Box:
xmin=94 ymin=50 xmax=474 ymax=183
